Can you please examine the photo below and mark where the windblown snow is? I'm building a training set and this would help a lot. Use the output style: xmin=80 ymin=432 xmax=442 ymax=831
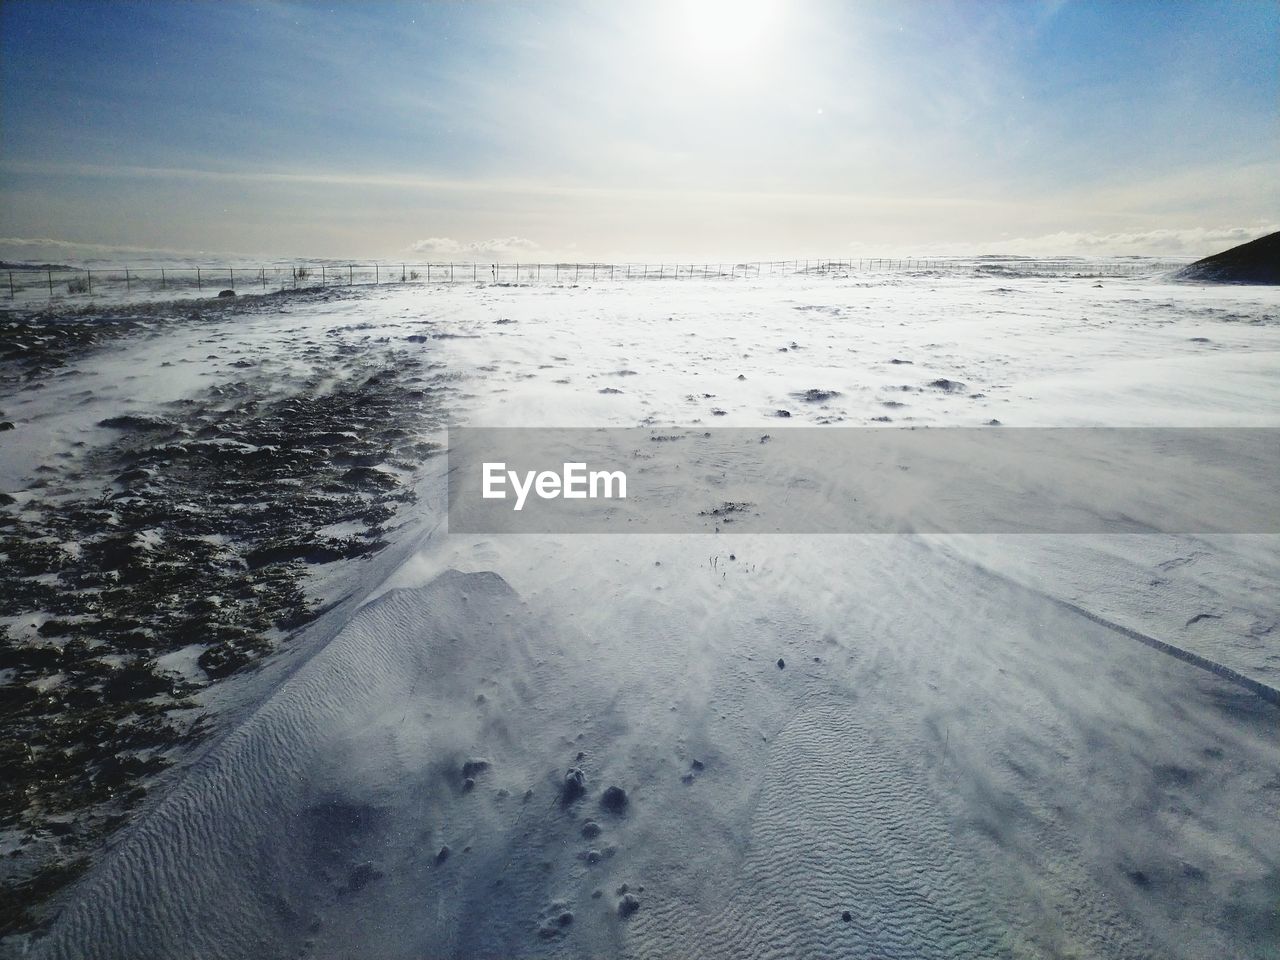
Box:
xmin=7 ymin=268 xmax=1280 ymax=960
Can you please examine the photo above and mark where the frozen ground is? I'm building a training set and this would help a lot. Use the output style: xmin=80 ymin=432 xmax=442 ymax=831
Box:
xmin=3 ymin=270 xmax=1279 ymax=959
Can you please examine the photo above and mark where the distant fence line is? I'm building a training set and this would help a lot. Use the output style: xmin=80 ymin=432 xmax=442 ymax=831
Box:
xmin=4 ymin=257 xmax=1188 ymax=301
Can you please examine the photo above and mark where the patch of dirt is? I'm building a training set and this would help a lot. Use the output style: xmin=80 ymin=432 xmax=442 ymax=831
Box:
xmin=0 ymin=294 xmax=450 ymax=936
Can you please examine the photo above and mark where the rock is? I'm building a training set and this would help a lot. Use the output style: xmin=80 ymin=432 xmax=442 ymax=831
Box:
xmin=436 ymin=845 xmax=451 ymax=864
xmin=536 ymin=903 xmax=575 ymax=939
xmin=102 ymin=662 xmax=172 ymax=702
xmin=581 ymin=819 xmax=602 ymax=839
xmin=841 ymin=910 xmax=852 ymax=922
xmin=462 ymin=777 xmax=475 ymax=792
xmin=618 ymin=893 xmax=641 ymax=918
xmin=0 ymin=421 xmax=13 ymax=431
xmin=776 ymin=658 xmax=785 ymax=669
xmin=561 ymin=767 xmax=586 ymax=804
xmin=799 ymin=389 xmax=840 ymax=402
xmin=774 ymin=409 xmax=792 ymax=418
xmin=97 ymin=414 xmax=177 ymax=432
xmin=462 ymin=757 xmax=491 ymax=778
xmin=216 ymin=289 xmax=236 ymax=298
xmin=198 ymin=643 xmax=254 ymax=679
xmin=690 ymin=759 xmax=705 ymax=771
xmin=600 ymin=785 xmax=628 ymax=813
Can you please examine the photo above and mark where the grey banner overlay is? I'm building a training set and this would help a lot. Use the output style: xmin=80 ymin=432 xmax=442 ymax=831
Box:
xmin=447 ymin=427 xmax=1280 ymax=534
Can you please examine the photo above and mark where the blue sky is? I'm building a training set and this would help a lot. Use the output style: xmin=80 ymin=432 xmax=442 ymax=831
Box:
xmin=1 ymin=0 xmax=1276 ymax=261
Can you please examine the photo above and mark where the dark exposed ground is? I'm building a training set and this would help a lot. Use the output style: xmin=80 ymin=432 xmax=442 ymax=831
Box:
xmin=1 ymin=287 xmax=335 ymax=392
xmin=0 ymin=291 xmax=450 ymax=936
xmin=1174 ymin=231 xmax=1280 ymax=285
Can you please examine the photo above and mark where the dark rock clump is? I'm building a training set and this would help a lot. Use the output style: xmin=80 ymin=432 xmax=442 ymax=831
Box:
xmin=561 ymin=768 xmax=587 ymax=805
xmin=600 ymin=785 xmax=628 ymax=813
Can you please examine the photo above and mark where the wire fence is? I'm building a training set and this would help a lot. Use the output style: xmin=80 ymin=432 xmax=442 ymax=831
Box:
xmin=3 ymin=257 xmax=1190 ymax=303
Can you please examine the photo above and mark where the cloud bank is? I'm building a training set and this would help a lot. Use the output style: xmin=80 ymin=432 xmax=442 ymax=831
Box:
xmin=407 ymin=237 xmax=540 ymax=261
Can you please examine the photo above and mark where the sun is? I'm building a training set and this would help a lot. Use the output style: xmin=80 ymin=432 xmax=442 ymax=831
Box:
xmin=671 ymin=0 xmax=780 ymax=74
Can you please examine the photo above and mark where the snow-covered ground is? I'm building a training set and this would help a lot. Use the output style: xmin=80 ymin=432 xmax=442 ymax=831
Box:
xmin=7 ymin=270 xmax=1280 ymax=959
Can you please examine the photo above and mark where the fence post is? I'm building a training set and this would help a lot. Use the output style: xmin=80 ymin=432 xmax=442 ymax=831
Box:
xmin=197 ymin=267 xmax=202 ymax=290
xmin=48 ymin=268 xmax=53 ymax=295
xmin=375 ymin=264 xmax=379 ymax=284
xmin=161 ymin=268 xmax=166 ymax=289
xmin=9 ymin=271 xmax=14 ymax=298
xmin=230 ymin=267 xmax=235 ymax=288
xmin=402 ymin=264 xmax=406 ymax=282
xmin=450 ymin=262 xmax=454 ymax=283
xmin=349 ymin=264 xmax=353 ymax=285
xmin=261 ymin=267 xmax=266 ymax=290
xmin=87 ymin=269 xmax=92 ymax=294
xmin=125 ymin=266 xmax=131 ymax=292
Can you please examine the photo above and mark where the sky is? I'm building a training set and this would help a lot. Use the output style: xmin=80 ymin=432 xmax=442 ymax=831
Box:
xmin=1 ymin=0 xmax=1277 ymax=263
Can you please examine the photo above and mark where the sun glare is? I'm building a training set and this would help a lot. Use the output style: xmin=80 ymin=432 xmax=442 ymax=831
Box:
xmin=671 ymin=0 xmax=780 ymax=74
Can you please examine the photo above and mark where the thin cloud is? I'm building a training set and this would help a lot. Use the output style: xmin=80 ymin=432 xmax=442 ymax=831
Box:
xmin=0 ymin=236 xmax=240 ymax=262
